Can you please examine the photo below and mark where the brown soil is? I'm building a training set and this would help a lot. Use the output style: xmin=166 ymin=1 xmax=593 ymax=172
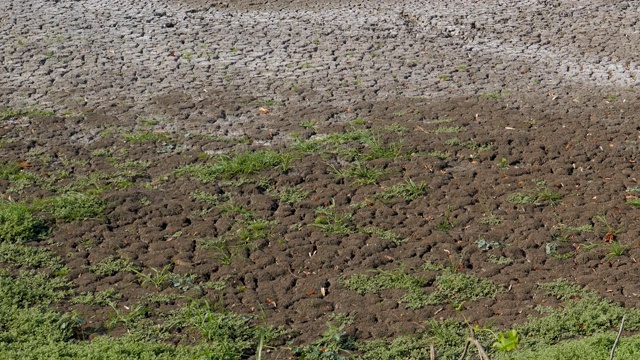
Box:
xmin=3 ymin=0 xmax=640 ymax=357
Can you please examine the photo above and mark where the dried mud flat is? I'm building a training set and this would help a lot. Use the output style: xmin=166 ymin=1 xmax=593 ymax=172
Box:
xmin=2 ymin=0 xmax=640 ymax=359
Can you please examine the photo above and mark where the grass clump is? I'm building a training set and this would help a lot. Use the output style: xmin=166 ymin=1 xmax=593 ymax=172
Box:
xmin=176 ymin=149 xmax=293 ymax=182
xmin=314 ymin=200 xmax=354 ymax=235
xmin=36 ymin=192 xmax=105 ymax=222
xmin=332 ymin=162 xmax=386 ymax=185
xmin=0 ymin=108 xmax=54 ymax=121
xmin=86 ymin=256 xmax=138 ymax=277
xmin=71 ymin=288 xmax=123 ymax=307
xmin=271 ymin=185 xmax=312 ymax=204
xmin=167 ymin=300 xmax=287 ymax=358
xmin=0 ymin=200 xmax=46 ymax=243
xmin=293 ymin=314 xmax=355 ymax=360
xmin=122 ymin=130 xmax=170 ymax=143
xmin=0 ymin=242 xmax=65 ymax=271
xmin=507 ymin=182 xmax=562 ymax=206
xmin=341 ymin=268 xmax=498 ymax=310
xmin=375 ymin=179 xmax=426 ymax=202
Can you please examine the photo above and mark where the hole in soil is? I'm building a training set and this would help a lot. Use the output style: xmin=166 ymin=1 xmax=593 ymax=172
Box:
xmin=182 ymin=218 xmax=191 ymax=226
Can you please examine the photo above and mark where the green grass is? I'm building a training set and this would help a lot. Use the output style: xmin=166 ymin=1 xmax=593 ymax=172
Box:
xmin=270 ymin=185 xmax=312 ymax=204
xmin=332 ymin=162 xmax=386 ymax=185
xmin=434 ymin=126 xmax=463 ymax=134
xmin=375 ymin=179 xmax=426 ymax=202
xmin=35 ymin=192 xmax=106 ymax=222
xmin=122 ymin=130 xmax=170 ymax=143
xmin=86 ymin=256 xmax=138 ymax=277
xmin=314 ymin=200 xmax=354 ymax=235
xmin=176 ymin=149 xmax=294 ymax=182
xmin=360 ymin=226 xmax=405 ymax=245
xmin=71 ymin=288 xmax=123 ymax=307
xmin=0 ymin=242 xmax=65 ymax=271
xmin=507 ymin=184 xmax=562 ymax=206
xmin=0 ymin=200 xmax=46 ymax=243
xmin=626 ymin=198 xmax=640 ymax=207
xmin=0 ymin=108 xmax=54 ymax=121
xmin=341 ymin=267 xmax=498 ymax=310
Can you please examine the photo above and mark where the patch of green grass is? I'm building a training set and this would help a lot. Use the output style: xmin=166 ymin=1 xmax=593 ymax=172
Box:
xmin=435 ymin=207 xmax=455 ymax=232
xmin=122 ymin=130 xmax=170 ymax=143
xmin=135 ymin=265 xmax=172 ymax=289
xmin=271 ymin=185 xmax=312 ymax=204
xmin=0 ymin=162 xmax=22 ymax=179
xmin=314 ymin=200 xmax=354 ymax=235
xmin=426 ymin=118 xmax=454 ymax=125
xmin=236 ymin=218 xmax=277 ymax=244
xmin=176 ymin=149 xmax=294 ymax=182
xmin=479 ymin=215 xmax=502 ymax=226
xmin=36 ymin=192 xmax=105 ymax=222
xmin=332 ymin=162 xmax=386 ymax=185
xmin=516 ymin=294 xmax=640 ymax=349
xmin=167 ymin=300 xmax=287 ymax=358
xmin=488 ymin=255 xmax=513 ymax=265
xmin=383 ymin=123 xmax=409 ymax=133
xmin=426 ymin=150 xmax=451 ymax=160
xmin=626 ymin=197 xmax=640 ymax=207
xmin=341 ymin=267 xmax=498 ymax=310
xmin=360 ymin=227 xmax=405 ymax=245
xmin=0 ymin=242 xmax=65 ymax=271
xmin=604 ymin=241 xmax=628 ymax=260
xmin=375 ymin=179 xmax=426 ymax=202
xmin=507 ymin=183 xmax=562 ymax=206
xmin=363 ymin=139 xmax=404 ymax=160
xmin=299 ymin=119 xmax=317 ymax=129
xmin=434 ymin=126 xmax=463 ymax=134
xmin=0 ymin=200 xmax=46 ymax=243
xmin=483 ymin=90 xmax=509 ymax=100
xmin=86 ymin=256 xmax=138 ymax=277
xmin=71 ymin=288 xmax=123 ymax=307
xmin=293 ymin=313 xmax=355 ymax=360
xmin=0 ymin=108 xmax=54 ymax=121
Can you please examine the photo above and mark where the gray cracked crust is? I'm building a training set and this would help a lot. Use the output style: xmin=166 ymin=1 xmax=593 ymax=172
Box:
xmin=1 ymin=0 xmax=638 ymax=130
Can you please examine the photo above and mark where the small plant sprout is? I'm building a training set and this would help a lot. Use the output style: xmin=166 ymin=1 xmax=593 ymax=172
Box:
xmin=496 ymin=158 xmax=509 ymax=170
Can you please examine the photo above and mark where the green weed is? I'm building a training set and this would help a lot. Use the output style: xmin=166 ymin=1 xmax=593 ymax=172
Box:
xmin=293 ymin=314 xmax=355 ymax=360
xmin=71 ymin=288 xmax=123 ymax=307
xmin=0 ymin=108 xmax=54 ymax=121
xmin=271 ymin=185 xmax=312 ymax=204
xmin=434 ymin=126 xmax=463 ymax=134
xmin=314 ymin=200 xmax=354 ymax=235
xmin=360 ymin=227 xmax=405 ymax=245
xmin=332 ymin=162 xmax=385 ymax=185
xmin=375 ymin=179 xmax=426 ymax=202
xmin=135 ymin=264 xmax=173 ymax=289
xmin=0 ymin=200 xmax=46 ymax=243
xmin=36 ymin=192 xmax=105 ymax=222
xmin=0 ymin=242 xmax=65 ymax=271
xmin=122 ymin=130 xmax=170 ymax=143
xmin=508 ymin=183 xmax=562 ymax=206
xmin=176 ymin=149 xmax=293 ymax=182
xmin=341 ymin=267 xmax=497 ymax=310
xmin=86 ymin=256 xmax=138 ymax=277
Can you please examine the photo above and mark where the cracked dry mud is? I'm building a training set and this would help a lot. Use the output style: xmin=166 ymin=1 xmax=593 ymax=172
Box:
xmin=2 ymin=0 xmax=640 ymax=357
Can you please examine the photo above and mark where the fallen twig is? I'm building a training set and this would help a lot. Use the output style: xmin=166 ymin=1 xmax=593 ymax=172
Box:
xmin=459 ymin=329 xmax=490 ymax=360
xmin=610 ymin=314 xmax=626 ymax=360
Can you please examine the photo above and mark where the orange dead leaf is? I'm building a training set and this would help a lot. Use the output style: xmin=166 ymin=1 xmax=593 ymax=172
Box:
xmin=306 ymin=289 xmax=315 ymax=296
xmin=604 ymin=232 xmax=615 ymax=243
xmin=258 ymin=107 xmax=271 ymax=114
xmin=19 ymin=161 xmax=30 ymax=169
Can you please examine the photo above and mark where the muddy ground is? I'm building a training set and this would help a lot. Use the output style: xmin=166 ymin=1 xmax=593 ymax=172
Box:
xmin=2 ymin=0 xmax=640 ymax=358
